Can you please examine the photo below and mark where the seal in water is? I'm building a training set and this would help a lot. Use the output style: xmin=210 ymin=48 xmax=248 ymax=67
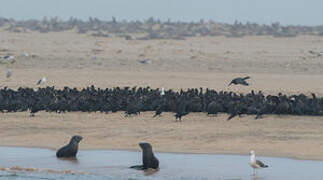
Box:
xmin=56 ymin=135 xmax=83 ymax=158
xmin=130 ymin=142 xmax=159 ymax=170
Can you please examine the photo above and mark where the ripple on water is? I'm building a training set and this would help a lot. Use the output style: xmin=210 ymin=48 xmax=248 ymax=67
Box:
xmin=0 ymin=171 xmax=104 ymax=180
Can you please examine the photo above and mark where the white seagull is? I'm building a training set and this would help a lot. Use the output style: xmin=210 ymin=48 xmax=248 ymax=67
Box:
xmin=6 ymin=69 xmax=12 ymax=78
xmin=249 ymin=150 xmax=268 ymax=175
xmin=160 ymin=87 xmax=165 ymax=96
xmin=37 ymin=77 xmax=46 ymax=85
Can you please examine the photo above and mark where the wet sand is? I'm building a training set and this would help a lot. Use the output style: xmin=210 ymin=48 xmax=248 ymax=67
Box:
xmin=1 ymin=30 xmax=323 ymax=160
xmin=1 ymin=112 xmax=323 ymax=160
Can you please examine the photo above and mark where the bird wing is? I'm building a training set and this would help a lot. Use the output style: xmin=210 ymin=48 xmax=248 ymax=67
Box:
xmin=256 ymin=160 xmax=268 ymax=168
xmin=37 ymin=79 xmax=41 ymax=85
xmin=243 ymin=76 xmax=250 ymax=80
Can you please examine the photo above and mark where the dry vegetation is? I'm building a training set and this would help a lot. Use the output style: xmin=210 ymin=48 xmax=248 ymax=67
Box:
xmin=1 ymin=17 xmax=323 ymax=40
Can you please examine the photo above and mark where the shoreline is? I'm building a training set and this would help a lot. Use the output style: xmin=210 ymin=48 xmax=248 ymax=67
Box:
xmin=1 ymin=112 xmax=323 ymax=161
xmin=0 ymin=144 xmax=322 ymax=161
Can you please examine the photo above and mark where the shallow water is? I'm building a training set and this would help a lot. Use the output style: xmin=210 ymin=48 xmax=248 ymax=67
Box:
xmin=0 ymin=147 xmax=322 ymax=180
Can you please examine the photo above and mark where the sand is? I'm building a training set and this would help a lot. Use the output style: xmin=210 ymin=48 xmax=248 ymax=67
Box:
xmin=1 ymin=29 xmax=323 ymax=160
xmin=1 ymin=112 xmax=323 ymax=160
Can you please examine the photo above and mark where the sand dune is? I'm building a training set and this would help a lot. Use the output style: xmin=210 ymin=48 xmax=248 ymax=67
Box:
xmin=1 ymin=30 xmax=323 ymax=160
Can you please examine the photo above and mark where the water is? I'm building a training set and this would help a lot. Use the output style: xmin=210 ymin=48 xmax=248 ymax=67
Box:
xmin=0 ymin=147 xmax=322 ymax=180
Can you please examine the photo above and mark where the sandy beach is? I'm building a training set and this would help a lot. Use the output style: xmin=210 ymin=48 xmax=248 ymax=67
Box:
xmin=1 ymin=29 xmax=323 ymax=160
xmin=1 ymin=111 xmax=323 ymax=161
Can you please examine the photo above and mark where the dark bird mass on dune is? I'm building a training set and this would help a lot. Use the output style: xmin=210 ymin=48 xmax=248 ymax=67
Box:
xmin=0 ymin=86 xmax=323 ymax=121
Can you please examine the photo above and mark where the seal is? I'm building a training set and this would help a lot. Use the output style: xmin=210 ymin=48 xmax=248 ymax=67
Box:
xmin=130 ymin=142 xmax=159 ymax=170
xmin=56 ymin=135 xmax=83 ymax=158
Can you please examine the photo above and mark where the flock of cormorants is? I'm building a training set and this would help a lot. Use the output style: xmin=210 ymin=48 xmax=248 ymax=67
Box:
xmin=0 ymin=84 xmax=322 ymax=121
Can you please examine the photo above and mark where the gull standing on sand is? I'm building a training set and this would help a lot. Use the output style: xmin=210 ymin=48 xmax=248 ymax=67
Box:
xmin=249 ymin=150 xmax=268 ymax=175
xmin=6 ymin=69 xmax=12 ymax=78
xmin=3 ymin=55 xmax=15 ymax=61
xmin=160 ymin=87 xmax=165 ymax=96
xmin=37 ymin=77 xmax=46 ymax=85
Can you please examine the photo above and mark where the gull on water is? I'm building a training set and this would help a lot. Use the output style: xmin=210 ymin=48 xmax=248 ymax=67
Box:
xmin=249 ymin=150 xmax=268 ymax=175
xmin=37 ymin=77 xmax=46 ymax=85
xmin=6 ymin=69 xmax=12 ymax=78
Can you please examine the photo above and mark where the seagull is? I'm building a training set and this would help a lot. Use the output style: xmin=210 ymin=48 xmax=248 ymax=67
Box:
xmin=3 ymin=55 xmax=15 ymax=61
xmin=6 ymin=69 xmax=12 ymax=78
xmin=37 ymin=77 xmax=46 ymax=85
xmin=160 ymin=87 xmax=165 ymax=96
xmin=249 ymin=150 xmax=268 ymax=175
xmin=228 ymin=76 xmax=250 ymax=86
xmin=22 ymin=52 xmax=29 ymax=57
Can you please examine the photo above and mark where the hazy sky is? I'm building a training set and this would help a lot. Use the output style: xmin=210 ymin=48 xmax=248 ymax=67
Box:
xmin=0 ymin=0 xmax=322 ymax=25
